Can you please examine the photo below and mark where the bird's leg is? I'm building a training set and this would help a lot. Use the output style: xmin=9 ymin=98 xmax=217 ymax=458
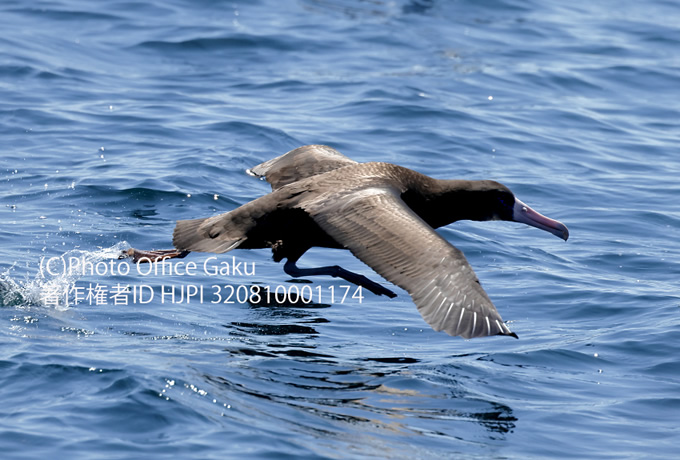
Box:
xmin=283 ymin=258 xmax=396 ymax=298
xmin=119 ymin=248 xmax=191 ymax=264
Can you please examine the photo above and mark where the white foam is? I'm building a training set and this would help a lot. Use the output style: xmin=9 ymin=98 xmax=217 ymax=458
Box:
xmin=0 ymin=241 xmax=130 ymax=310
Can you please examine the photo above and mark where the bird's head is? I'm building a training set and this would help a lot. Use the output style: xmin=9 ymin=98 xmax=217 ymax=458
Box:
xmin=483 ymin=181 xmax=569 ymax=241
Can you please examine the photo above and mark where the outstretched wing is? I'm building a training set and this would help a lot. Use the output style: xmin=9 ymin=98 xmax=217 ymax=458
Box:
xmin=247 ymin=145 xmax=357 ymax=190
xmin=304 ymin=187 xmax=517 ymax=339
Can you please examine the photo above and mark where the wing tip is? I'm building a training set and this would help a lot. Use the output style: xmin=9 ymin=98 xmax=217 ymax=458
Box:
xmin=439 ymin=316 xmax=518 ymax=339
xmin=501 ymin=330 xmax=519 ymax=339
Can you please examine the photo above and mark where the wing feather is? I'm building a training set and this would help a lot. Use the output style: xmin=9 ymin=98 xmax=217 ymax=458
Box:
xmin=247 ymin=145 xmax=357 ymax=190
xmin=304 ymin=187 xmax=516 ymax=339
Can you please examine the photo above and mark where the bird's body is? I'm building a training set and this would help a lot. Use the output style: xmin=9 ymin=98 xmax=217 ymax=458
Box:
xmin=125 ymin=145 xmax=569 ymax=339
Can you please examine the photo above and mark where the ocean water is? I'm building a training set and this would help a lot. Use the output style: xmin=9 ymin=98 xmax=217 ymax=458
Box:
xmin=1 ymin=0 xmax=679 ymax=458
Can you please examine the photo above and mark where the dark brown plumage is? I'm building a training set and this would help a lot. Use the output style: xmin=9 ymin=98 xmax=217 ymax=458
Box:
xmin=126 ymin=145 xmax=569 ymax=339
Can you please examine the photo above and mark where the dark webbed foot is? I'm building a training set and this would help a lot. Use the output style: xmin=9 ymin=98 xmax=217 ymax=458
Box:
xmin=119 ymin=248 xmax=190 ymax=263
xmin=283 ymin=259 xmax=397 ymax=298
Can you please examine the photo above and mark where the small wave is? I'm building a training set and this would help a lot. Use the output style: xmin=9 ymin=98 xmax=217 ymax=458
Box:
xmin=0 ymin=242 xmax=130 ymax=310
xmin=133 ymin=34 xmax=303 ymax=54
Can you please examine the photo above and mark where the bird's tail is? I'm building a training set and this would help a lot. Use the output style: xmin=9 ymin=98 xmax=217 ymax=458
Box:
xmin=173 ymin=216 xmax=244 ymax=254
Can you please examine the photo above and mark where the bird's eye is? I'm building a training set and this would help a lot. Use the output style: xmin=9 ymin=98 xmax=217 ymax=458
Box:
xmin=497 ymin=195 xmax=511 ymax=208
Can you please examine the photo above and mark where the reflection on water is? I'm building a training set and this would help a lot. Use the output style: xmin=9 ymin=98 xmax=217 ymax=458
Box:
xmin=229 ymin=321 xmax=319 ymax=336
xmin=156 ymin=313 xmax=520 ymax=455
xmin=193 ymin=352 xmax=517 ymax=455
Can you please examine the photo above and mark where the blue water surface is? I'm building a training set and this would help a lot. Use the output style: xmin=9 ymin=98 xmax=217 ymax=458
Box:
xmin=1 ymin=0 xmax=679 ymax=458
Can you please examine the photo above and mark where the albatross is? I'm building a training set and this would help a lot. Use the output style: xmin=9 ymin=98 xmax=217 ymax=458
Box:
xmin=122 ymin=145 xmax=568 ymax=339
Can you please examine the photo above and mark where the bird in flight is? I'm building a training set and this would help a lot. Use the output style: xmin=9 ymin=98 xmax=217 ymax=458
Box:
xmin=122 ymin=145 xmax=568 ymax=339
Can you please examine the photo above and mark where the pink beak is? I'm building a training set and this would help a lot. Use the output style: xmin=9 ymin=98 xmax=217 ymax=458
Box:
xmin=512 ymin=199 xmax=569 ymax=241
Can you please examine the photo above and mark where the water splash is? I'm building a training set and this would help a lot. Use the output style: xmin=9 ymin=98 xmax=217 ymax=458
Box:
xmin=0 ymin=242 xmax=130 ymax=310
